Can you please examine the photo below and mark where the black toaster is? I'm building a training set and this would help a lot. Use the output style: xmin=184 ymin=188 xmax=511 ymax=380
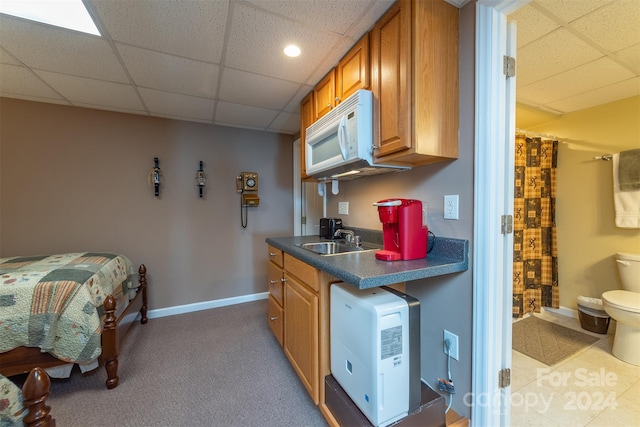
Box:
xmin=319 ymin=217 xmax=343 ymax=239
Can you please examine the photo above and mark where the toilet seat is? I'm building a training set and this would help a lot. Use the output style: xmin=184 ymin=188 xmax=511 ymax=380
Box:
xmin=602 ymin=290 xmax=640 ymax=313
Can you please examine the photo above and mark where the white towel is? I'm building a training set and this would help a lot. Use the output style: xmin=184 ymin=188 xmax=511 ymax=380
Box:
xmin=613 ymin=153 xmax=640 ymax=228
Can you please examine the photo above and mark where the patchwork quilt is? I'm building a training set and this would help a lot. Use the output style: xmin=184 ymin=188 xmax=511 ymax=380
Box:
xmin=0 ymin=253 xmax=133 ymax=364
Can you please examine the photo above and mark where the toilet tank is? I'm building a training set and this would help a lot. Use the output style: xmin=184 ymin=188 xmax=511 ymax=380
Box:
xmin=616 ymin=252 xmax=640 ymax=292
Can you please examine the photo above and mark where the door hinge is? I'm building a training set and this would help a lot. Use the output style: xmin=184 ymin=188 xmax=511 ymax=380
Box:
xmin=499 ymin=368 xmax=511 ymax=388
xmin=503 ymin=55 xmax=516 ymax=78
xmin=501 ymin=215 xmax=513 ymax=234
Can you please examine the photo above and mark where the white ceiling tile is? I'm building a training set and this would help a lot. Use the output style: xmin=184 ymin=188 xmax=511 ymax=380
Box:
xmin=117 ymin=44 xmax=218 ymax=98
xmin=535 ymin=0 xmax=614 ymax=23
xmin=571 ymin=0 xmax=640 ymax=52
xmin=35 ymin=70 xmax=145 ymax=111
xmin=88 ymin=0 xmax=228 ymax=63
xmin=0 ymin=64 xmax=63 ymax=100
xmin=219 ymin=68 xmax=303 ymax=110
xmin=139 ymin=87 xmax=214 ymax=121
xmin=245 ymin=0 xmax=370 ymax=35
xmin=215 ymin=101 xmax=279 ymax=129
xmin=268 ymin=111 xmax=300 ymax=134
xmin=346 ymin=0 xmax=395 ymax=39
xmin=0 ymin=49 xmax=20 ymax=65
xmin=517 ymin=57 xmax=635 ymax=105
xmin=546 ymin=77 xmax=640 ymax=113
xmin=0 ymin=16 xmax=129 ymax=82
xmin=225 ymin=3 xmax=342 ymax=83
xmin=284 ymin=85 xmax=314 ymax=113
xmin=517 ymin=28 xmax=602 ymax=86
xmin=508 ymin=4 xmax=560 ymax=47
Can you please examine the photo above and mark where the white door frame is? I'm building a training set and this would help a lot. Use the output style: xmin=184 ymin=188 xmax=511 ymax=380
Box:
xmin=472 ymin=1 xmax=523 ymax=425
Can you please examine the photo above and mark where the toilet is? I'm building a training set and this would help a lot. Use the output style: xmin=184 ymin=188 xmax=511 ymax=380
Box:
xmin=602 ymin=252 xmax=640 ymax=366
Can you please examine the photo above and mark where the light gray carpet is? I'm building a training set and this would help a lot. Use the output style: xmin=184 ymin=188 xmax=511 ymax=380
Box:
xmin=22 ymin=300 xmax=328 ymax=426
xmin=512 ymin=315 xmax=599 ymax=366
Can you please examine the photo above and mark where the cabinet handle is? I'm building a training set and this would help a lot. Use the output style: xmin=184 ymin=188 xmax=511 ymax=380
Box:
xmin=270 ymin=316 xmax=278 ymax=321
xmin=270 ymin=280 xmax=277 ymax=284
xmin=281 ymin=278 xmax=286 ymax=283
xmin=269 ymin=252 xmax=276 ymax=257
xmin=327 ymin=103 xmax=332 ymax=109
xmin=335 ymin=97 xmax=340 ymax=103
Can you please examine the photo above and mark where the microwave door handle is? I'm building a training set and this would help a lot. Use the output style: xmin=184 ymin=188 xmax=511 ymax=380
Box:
xmin=337 ymin=115 xmax=348 ymax=160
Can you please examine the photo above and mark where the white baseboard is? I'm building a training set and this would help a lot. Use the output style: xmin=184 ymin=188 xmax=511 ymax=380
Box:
xmin=542 ymin=305 xmax=578 ymax=319
xmin=147 ymin=292 xmax=269 ymax=319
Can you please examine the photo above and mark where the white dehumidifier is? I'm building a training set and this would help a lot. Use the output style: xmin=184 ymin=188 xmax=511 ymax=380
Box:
xmin=330 ymin=283 xmax=421 ymax=427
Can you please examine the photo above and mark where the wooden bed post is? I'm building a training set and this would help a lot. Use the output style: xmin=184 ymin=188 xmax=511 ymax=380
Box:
xmin=139 ymin=264 xmax=148 ymax=324
xmin=103 ymin=295 xmax=119 ymax=389
xmin=22 ymin=367 xmax=55 ymax=427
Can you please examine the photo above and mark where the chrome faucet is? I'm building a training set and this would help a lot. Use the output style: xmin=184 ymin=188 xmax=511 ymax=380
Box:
xmin=334 ymin=229 xmax=358 ymax=245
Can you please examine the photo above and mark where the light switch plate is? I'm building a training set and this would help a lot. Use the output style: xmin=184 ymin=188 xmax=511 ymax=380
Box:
xmin=338 ymin=202 xmax=349 ymax=215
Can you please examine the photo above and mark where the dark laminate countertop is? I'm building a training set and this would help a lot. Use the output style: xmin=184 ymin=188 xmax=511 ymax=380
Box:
xmin=265 ymin=233 xmax=469 ymax=289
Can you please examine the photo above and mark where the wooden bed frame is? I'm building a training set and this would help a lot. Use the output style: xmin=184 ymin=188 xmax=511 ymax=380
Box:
xmin=0 ymin=264 xmax=148 ymax=390
xmin=22 ymin=367 xmax=55 ymax=427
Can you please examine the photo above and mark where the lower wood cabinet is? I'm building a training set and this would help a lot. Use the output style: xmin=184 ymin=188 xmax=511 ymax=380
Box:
xmin=284 ymin=273 xmax=319 ymax=403
xmin=267 ymin=295 xmax=283 ymax=346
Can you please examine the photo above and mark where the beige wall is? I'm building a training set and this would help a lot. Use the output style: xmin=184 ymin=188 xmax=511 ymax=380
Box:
xmin=517 ymin=96 xmax=640 ymax=308
xmin=0 ymin=98 xmax=294 ymax=310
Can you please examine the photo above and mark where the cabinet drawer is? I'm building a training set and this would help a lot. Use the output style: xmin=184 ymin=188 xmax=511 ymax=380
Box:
xmin=284 ymin=254 xmax=320 ymax=292
xmin=268 ymin=262 xmax=284 ymax=306
xmin=267 ymin=245 xmax=284 ymax=268
xmin=268 ymin=295 xmax=284 ymax=347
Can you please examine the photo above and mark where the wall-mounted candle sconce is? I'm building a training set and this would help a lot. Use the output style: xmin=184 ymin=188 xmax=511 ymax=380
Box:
xmin=196 ymin=161 xmax=206 ymax=198
xmin=149 ymin=157 xmax=161 ymax=197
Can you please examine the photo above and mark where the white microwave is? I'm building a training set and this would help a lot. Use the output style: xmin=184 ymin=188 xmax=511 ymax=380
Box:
xmin=304 ymin=89 xmax=409 ymax=180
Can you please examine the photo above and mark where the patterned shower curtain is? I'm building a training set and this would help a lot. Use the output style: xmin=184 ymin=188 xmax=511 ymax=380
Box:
xmin=513 ymin=134 xmax=559 ymax=318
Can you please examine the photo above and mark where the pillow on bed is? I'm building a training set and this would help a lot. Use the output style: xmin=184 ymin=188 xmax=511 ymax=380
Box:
xmin=0 ymin=374 xmax=25 ymax=427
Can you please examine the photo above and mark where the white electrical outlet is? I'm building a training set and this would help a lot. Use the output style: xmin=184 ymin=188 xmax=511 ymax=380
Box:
xmin=338 ymin=202 xmax=349 ymax=215
xmin=444 ymin=330 xmax=459 ymax=361
xmin=444 ymin=195 xmax=459 ymax=220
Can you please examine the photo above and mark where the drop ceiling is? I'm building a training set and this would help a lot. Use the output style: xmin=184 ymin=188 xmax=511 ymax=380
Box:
xmin=0 ymin=0 xmax=638 ymax=135
xmin=509 ymin=0 xmax=639 ymax=116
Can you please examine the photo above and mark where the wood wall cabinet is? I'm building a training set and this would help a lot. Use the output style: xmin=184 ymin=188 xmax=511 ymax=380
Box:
xmin=371 ymin=0 xmax=459 ymax=166
xmin=312 ymin=34 xmax=370 ymax=122
xmin=299 ymin=92 xmax=315 ymax=180
xmin=267 ymin=245 xmax=284 ymax=346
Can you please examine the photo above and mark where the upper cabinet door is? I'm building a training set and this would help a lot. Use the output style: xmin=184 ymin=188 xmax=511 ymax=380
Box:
xmin=336 ymin=34 xmax=370 ymax=104
xmin=370 ymin=0 xmax=412 ymax=157
xmin=372 ymin=0 xmax=459 ymax=166
xmin=300 ymin=92 xmax=315 ymax=181
xmin=313 ymin=70 xmax=336 ymax=121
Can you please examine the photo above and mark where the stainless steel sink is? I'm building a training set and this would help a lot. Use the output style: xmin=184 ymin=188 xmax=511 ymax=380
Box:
xmin=296 ymin=241 xmax=380 ymax=256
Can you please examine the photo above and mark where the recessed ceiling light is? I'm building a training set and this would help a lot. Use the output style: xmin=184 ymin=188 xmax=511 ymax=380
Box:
xmin=284 ymin=45 xmax=301 ymax=58
xmin=0 ymin=0 xmax=101 ymax=36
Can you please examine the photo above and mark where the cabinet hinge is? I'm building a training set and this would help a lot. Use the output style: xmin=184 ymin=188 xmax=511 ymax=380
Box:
xmin=499 ymin=368 xmax=511 ymax=388
xmin=503 ymin=55 xmax=516 ymax=78
xmin=501 ymin=215 xmax=513 ymax=234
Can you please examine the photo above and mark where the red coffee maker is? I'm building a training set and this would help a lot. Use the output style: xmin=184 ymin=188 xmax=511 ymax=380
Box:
xmin=373 ymin=199 xmax=427 ymax=261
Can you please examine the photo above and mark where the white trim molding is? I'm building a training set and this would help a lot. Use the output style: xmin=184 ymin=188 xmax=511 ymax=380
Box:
xmin=147 ymin=292 xmax=269 ymax=319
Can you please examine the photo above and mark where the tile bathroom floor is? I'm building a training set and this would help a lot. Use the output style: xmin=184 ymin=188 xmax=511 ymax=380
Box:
xmin=510 ymin=310 xmax=640 ymax=427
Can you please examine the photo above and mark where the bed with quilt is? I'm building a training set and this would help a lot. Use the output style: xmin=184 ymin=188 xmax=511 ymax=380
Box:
xmin=0 ymin=253 xmax=148 ymax=389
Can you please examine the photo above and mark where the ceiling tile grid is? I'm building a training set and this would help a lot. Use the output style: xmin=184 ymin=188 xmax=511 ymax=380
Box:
xmin=1 ymin=0 xmax=638 ymax=134
xmin=116 ymin=44 xmax=220 ymax=99
xmin=34 ymin=70 xmax=146 ymax=111
xmin=510 ymin=0 xmax=640 ymax=114
xmin=0 ymin=64 xmax=65 ymax=101
xmin=88 ymin=0 xmax=228 ymax=63
xmin=0 ymin=16 xmax=129 ymax=82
